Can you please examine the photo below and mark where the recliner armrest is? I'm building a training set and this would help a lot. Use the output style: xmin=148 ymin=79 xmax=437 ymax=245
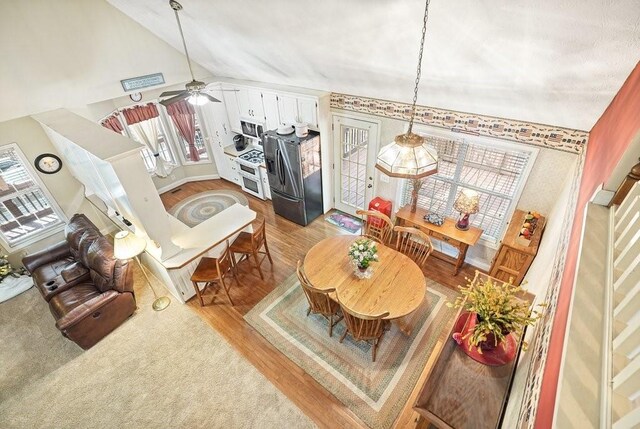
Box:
xmin=55 ymin=290 xmax=121 ymax=331
xmin=22 ymin=241 xmax=72 ymax=273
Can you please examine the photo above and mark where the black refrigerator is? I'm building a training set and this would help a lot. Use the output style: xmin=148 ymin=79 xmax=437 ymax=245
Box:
xmin=263 ymin=130 xmax=323 ymax=226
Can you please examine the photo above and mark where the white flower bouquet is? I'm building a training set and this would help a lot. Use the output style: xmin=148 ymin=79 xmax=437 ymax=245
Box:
xmin=348 ymin=238 xmax=379 ymax=270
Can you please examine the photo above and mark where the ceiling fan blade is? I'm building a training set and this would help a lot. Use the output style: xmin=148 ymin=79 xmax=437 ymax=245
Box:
xmin=159 ymin=90 xmax=186 ymax=97
xmin=203 ymin=93 xmax=221 ymax=103
xmin=159 ymin=92 xmax=190 ymax=107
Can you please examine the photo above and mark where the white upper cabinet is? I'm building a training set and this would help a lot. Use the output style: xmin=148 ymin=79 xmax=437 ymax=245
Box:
xmin=237 ymin=88 xmax=264 ymax=120
xmin=222 ymin=85 xmax=241 ymax=133
xmin=262 ymin=92 xmax=280 ymax=131
xmin=277 ymin=95 xmax=299 ymax=126
xmin=220 ymin=83 xmax=323 ymax=132
xmin=277 ymin=94 xmax=319 ymax=129
xmin=297 ymin=97 xmax=319 ymax=129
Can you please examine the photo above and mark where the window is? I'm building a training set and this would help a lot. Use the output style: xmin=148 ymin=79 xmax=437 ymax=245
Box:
xmin=137 ymin=122 xmax=175 ymax=172
xmin=0 ymin=145 xmax=63 ymax=247
xmin=113 ymin=106 xmax=176 ymax=173
xmin=400 ymin=129 xmax=536 ymax=242
xmin=174 ymin=115 xmax=208 ymax=162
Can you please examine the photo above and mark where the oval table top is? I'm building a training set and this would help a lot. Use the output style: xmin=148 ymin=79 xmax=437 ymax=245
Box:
xmin=304 ymin=235 xmax=426 ymax=320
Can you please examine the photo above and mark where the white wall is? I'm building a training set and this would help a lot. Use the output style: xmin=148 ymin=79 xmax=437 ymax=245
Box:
xmin=0 ymin=0 xmax=211 ymax=123
xmin=501 ymin=156 xmax=580 ymax=427
xmin=0 ymin=117 xmax=111 ymax=266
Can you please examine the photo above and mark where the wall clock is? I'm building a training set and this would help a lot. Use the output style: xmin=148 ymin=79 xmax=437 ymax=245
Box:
xmin=34 ymin=153 xmax=63 ymax=174
xmin=129 ymin=92 xmax=143 ymax=102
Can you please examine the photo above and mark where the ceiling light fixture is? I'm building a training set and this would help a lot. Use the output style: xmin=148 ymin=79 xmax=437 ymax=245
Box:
xmin=159 ymin=0 xmax=220 ymax=107
xmin=375 ymin=0 xmax=438 ymax=209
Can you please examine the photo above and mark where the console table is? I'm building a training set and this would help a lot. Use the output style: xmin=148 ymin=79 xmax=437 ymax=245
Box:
xmin=395 ymin=206 xmax=483 ymax=275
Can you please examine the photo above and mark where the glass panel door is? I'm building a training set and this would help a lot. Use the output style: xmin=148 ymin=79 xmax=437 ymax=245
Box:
xmin=332 ymin=116 xmax=379 ymax=215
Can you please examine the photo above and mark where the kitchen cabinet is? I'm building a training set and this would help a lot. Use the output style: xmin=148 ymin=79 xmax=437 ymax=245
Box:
xmin=226 ymin=154 xmax=240 ymax=185
xmin=276 ymin=94 xmax=319 ymax=130
xmin=297 ymin=97 xmax=319 ymax=129
xmin=276 ymin=95 xmax=299 ymax=126
xmin=199 ymin=91 xmax=235 ymax=182
xmin=222 ymin=85 xmax=241 ymax=133
xmin=237 ymin=87 xmax=264 ymax=120
xmin=262 ymin=92 xmax=280 ymax=132
xmin=261 ymin=170 xmax=271 ymax=200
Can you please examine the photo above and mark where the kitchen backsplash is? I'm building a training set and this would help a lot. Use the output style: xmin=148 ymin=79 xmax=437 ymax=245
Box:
xmin=330 ymin=93 xmax=588 ymax=154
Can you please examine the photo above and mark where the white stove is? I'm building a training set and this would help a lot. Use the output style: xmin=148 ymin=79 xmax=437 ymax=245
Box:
xmin=235 ymin=149 xmax=265 ymax=199
xmin=237 ymin=149 xmax=265 ymax=166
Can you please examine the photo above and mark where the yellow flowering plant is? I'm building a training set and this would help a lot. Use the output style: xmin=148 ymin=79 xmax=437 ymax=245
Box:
xmin=448 ymin=273 xmax=545 ymax=352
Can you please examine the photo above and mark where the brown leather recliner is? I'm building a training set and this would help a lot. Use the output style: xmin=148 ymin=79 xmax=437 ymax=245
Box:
xmin=22 ymin=214 xmax=136 ymax=349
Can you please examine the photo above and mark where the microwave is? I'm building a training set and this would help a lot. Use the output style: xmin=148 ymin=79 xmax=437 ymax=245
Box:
xmin=240 ymin=118 xmax=264 ymax=141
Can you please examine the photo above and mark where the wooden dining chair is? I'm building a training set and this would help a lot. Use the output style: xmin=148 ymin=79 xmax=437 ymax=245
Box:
xmin=393 ymin=225 xmax=433 ymax=267
xmin=296 ymin=260 xmax=343 ymax=337
xmin=229 ymin=217 xmax=273 ymax=280
xmin=190 ymin=241 xmax=240 ymax=306
xmin=356 ymin=209 xmax=394 ymax=245
xmin=337 ymin=294 xmax=389 ymax=362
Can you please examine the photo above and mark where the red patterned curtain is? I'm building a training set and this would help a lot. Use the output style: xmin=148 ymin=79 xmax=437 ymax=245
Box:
xmin=166 ymin=100 xmax=199 ymax=162
xmin=100 ymin=114 xmax=124 ymax=134
xmin=121 ymin=103 xmax=159 ymax=125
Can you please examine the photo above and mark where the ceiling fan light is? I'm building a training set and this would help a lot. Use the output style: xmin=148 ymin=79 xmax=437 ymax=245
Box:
xmin=188 ymin=93 xmax=208 ymax=106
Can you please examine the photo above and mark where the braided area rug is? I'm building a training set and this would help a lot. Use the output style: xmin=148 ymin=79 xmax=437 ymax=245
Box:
xmin=245 ymin=273 xmax=459 ymax=429
xmin=168 ymin=190 xmax=249 ymax=227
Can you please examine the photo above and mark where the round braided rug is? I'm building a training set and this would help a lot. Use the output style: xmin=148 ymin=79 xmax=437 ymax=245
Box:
xmin=168 ymin=190 xmax=249 ymax=227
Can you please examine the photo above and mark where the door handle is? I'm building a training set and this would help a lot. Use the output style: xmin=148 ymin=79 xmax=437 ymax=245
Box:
xmin=279 ymin=151 xmax=285 ymax=186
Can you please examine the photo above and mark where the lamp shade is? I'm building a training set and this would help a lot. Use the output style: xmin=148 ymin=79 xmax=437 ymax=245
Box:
xmin=453 ymin=189 xmax=480 ymax=214
xmin=113 ymin=231 xmax=147 ymax=260
xmin=375 ymin=133 xmax=438 ymax=179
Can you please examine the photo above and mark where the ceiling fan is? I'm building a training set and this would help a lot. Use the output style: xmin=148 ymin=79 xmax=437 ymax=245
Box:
xmin=159 ymin=0 xmax=220 ymax=107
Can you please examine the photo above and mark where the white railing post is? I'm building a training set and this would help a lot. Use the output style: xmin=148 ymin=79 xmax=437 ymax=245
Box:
xmin=609 ymin=181 xmax=640 ymax=429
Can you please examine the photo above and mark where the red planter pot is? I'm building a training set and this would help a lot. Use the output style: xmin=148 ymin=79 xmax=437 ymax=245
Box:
xmin=452 ymin=312 xmax=517 ymax=366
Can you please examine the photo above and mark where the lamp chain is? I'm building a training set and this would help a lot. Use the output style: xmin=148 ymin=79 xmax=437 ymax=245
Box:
xmin=408 ymin=0 xmax=431 ymax=135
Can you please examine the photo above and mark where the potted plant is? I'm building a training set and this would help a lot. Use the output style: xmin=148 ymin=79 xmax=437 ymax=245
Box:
xmin=348 ymin=238 xmax=379 ymax=279
xmin=448 ymin=272 xmax=544 ymax=354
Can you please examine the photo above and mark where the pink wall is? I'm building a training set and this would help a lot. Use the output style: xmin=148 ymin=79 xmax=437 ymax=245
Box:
xmin=535 ymin=61 xmax=640 ymax=428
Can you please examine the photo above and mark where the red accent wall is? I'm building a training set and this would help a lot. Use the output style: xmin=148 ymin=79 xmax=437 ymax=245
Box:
xmin=535 ymin=61 xmax=640 ymax=428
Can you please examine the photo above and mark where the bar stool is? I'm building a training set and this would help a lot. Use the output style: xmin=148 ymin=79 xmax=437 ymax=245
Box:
xmin=229 ymin=217 xmax=273 ymax=280
xmin=190 ymin=242 xmax=239 ymax=306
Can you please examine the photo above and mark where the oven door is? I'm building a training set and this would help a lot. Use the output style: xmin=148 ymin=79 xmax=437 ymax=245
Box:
xmin=238 ymin=171 xmax=265 ymax=200
xmin=237 ymin=162 xmax=260 ymax=177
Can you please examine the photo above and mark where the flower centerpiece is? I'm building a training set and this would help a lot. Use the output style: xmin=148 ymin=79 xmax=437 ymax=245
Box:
xmin=348 ymin=238 xmax=379 ymax=279
xmin=448 ymin=273 xmax=545 ymax=355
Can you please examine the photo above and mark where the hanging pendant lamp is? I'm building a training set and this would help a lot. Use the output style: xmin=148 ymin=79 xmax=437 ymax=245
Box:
xmin=375 ymin=0 xmax=438 ymax=180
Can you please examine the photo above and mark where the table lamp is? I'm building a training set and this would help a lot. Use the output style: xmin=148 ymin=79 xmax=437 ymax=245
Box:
xmin=453 ymin=189 xmax=480 ymax=231
xmin=114 ymin=231 xmax=170 ymax=311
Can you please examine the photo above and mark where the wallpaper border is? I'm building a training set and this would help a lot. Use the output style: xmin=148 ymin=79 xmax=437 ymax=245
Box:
xmin=330 ymin=93 xmax=588 ymax=154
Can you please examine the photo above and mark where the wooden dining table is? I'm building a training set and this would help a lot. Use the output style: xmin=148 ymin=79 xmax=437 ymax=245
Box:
xmin=304 ymin=235 xmax=426 ymax=320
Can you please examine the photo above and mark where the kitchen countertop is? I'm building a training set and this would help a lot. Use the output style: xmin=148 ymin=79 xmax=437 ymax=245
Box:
xmin=223 ymin=144 xmax=261 ymax=157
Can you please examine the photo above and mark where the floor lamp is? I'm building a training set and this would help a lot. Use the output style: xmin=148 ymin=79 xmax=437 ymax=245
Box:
xmin=114 ymin=231 xmax=170 ymax=311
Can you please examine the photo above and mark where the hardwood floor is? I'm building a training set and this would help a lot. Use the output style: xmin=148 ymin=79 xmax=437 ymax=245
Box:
xmin=160 ymin=179 xmax=479 ymax=429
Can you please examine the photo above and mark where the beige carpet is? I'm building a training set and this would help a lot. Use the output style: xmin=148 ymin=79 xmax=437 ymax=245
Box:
xmin=0 ymin=265 xmax=315 ymax=429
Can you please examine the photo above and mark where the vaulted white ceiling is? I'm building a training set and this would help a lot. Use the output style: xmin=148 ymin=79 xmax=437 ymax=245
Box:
xmin=106 ymin=0 xmax=639 ymax=131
